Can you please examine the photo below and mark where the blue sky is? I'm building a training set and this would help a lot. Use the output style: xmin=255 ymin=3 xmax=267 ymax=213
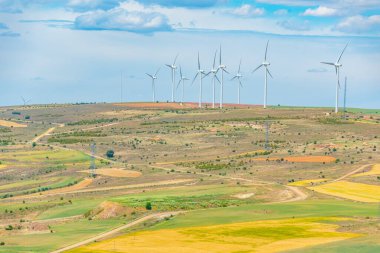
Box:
xmin=1 ymin=0 xmax=380 ymax=108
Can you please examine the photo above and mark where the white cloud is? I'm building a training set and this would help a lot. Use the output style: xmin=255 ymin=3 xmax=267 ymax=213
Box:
xmin=303 ymin=6 xmax=337 ymax=17
xmin=74 ymin=8 xmax=172 ymax=33
xmin=227 ymin=4 xmax=265 ymax=17
xmin=335 ymin=15 xmax=380 ymax=34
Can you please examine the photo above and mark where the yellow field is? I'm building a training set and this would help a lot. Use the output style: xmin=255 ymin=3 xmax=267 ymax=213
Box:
xmin=351 ymin=164 xmax=380 ymax=178
xmin=289 ymin=178 xmax=329 ymax=187
xmin=0 ymin=119 xmax=27 ymax=128
xmin=68 ymin=217 xmax=359 ymax=253
xmin=309 ymin=181 xmax=380 ymax=202
xmin=79 ymin=168 xmax=142 ymax=178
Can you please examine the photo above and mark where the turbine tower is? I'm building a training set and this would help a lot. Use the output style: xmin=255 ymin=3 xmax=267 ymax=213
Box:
xmin=146 ymin=68 xmax=160 ymax=102
xmin=231 ymin=59 xmax=243 ymax=104
xmin=204 ymin=50 xmax=220 ymax=109
xmin=252 ymin=40 xmax=273 ymax=109
xmin=321 ymin=43 xmax=348 ymax=113
xmin=192 ymin=52 xmax=206 ymax=108
xmin=177 ymin=66 xmax=189 ymax=105
xmin=166 ymin=54 xmax=179 ymax=102
xmin=218 ymin=45 xmax=229 ymax=109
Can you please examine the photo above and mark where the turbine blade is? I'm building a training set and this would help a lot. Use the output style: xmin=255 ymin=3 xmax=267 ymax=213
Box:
xmin=155 ymin=67 xmax=160 ymax=76
xmin=198 ymin=52 xmax=200 ymax=70
xmin=335 ymin=66 xmax=338 ymax=75
xmin=231 ymin=76 xmax=238 ymax=81
xmin=180 ymin=66 xmax=183 ymax=78
xmin=215 ymin=75 xmax=221 ymax=84
xmin=177 ymin=80 xmax=181 ymax=90
xmin=219 ymin=44 xmax=222 ymax=65
xmin=265 ymin=40 xmax=269 ymax=61
xmin=337 ymin=42 xmax=348 ymax=63
xmin=252 ymin=64 xmax=263 ymax=73
xmin=321 ymin=62 xmax=335 ymax=66
xmin=238 ymin=59 xmax=242 ymax=73
xmin=213 ymin=50 xmax=217 ymax=69
xmin=239 ymin=79 xmax=243 ymax=87
xmin=267 ymin=68 xmax=273 ymax=78
xmin=173 ymin=54 xmax=179 ymax=65
xmin=203 ymin=72 xmax=211 ymax=79
xmin=223 ymin=69 xmax=230 ymax=74
xmin=146 ymin=73 xmax=153 ymax=78
xmin=192 ymin=72 xmax=199 ymax=85
xmin=165 ymin=64 xmax=172 ymax=68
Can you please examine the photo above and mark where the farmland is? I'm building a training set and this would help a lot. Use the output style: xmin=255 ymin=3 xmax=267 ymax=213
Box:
xmin=0 ymin=102 xmax=379 ymax=252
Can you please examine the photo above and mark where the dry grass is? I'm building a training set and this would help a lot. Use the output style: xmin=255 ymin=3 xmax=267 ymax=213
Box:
xmin=289 ymin=179 xmax=330 ymax=187
xmin=69 ymin=217 xmax=359 ymax=253
xmin=351 ymin=164 xmax=380 ymax=178
xmin=79 ymin=168 xmax=142 ymax=178
xmin=309 ymin=181 xmax=380 ymax=202
xmin=0 ymin=119 xmax=27 ymax=128
xmin=253 ymin=156 xmax=336 ymax=163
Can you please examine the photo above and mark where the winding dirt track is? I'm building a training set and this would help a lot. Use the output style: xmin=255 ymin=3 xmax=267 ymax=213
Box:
xmin=50 ymin=212 xmax=180 ymax=253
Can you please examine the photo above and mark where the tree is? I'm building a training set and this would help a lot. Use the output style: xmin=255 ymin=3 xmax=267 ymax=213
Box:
xmin=145 ymin=202 xmax=152 ymax=210
xmin=106 ymin=150 xmax=114 ymax=158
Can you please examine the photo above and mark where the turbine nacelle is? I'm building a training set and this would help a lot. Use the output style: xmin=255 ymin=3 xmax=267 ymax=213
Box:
xmin=262 ymin=62 xmax=270 ymax=66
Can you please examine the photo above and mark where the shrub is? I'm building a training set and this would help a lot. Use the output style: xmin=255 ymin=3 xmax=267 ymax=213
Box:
xmin=106 ymin=150 xmax=114 ymax=158
xmin=145 ymin=202 xmax=152 ymax=210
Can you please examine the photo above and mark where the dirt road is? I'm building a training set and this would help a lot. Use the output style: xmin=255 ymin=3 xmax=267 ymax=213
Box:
xmin=332 ymin=164 xmax=375 ymax=182
xmin=50 ymin=212 xmax=180 ymax=253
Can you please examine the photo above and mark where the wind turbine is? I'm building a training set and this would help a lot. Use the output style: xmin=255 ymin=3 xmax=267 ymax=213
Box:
xmin=321 ymin=43 xmax=348 ymax=113
xmin=231 ymin=59 xmax=243 ymax=104
xmin=218 ymin=45 xmax=229 ymax=109
xmin=21 ymin=96 xmax=31 ymax=107
xmin=146 ymin=67 xmax=160 ymax=102
xmin=192 ymin=52 xmax=206 ymax=108
xmin=166 ymin=54 xmax=179 ymax=102
xmin=252 ymin=40 xmax=273 ymax=109
xmin=204 ymin=50 xmax=220 ymax=109
xmin=177 ymin=66 xmax=189 ymax=105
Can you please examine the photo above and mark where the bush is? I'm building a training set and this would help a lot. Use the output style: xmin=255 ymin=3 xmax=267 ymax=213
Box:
xmin=145 ymin=202 xmax=152 ymax=210
xmin=106 ymin=150 xmax=114 ymax=158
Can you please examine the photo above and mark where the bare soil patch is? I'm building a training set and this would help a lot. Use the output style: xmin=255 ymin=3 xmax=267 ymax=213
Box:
xmin=80 ymin=168 xmax=142 ymax=178
xmin=0 ymin=120 xmax=27 ymax=128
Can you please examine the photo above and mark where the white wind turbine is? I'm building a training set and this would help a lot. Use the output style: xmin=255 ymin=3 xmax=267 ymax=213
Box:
xmin=165 ymin=54 xmax=179 ymax=102
xmin=231 ymin=59 xmax=243 ymax=104
xmin=321 ymin=43 xmax=348 ymax=113
xmin=192 ymin=52 xmax=206 ymax=108
xmin=218 ymin=45 xmax=229 ymax=109
xmin=21 ymin=96 xmax=31 ymax=107
xmin=146 ymin=67 xmax=160 ymax=102
xmin=204 ymin=50 xmax=220 ymax=109
xmin=252 ymin=40 xmax=273 ymax=109
xmin=177 ymin=66 xmax=189 ymax=105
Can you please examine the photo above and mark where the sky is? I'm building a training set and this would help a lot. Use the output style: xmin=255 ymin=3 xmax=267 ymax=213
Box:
xmin=1 ymin=0 xmax=380 ymax=108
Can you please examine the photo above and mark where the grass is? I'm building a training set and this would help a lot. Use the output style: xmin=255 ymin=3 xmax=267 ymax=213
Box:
xmin=68 ymin=217 xmax=359 ymax=253
xmin=0 ymin=219 xmax=124 ymax=253
xmin=37 ymin=198 xmax=105 ymax=220
xmin=152 ymin=200 xmax=379 ymax=230
xmin=111 ymin=184 xmax=260 ymax=211
xmin=309 ymin=181 xmax=380 ymax=202
xmin=0 ymin=149 xmax=91 ymax=165
xmin=285 ymin=235 xmax=380 ymax=253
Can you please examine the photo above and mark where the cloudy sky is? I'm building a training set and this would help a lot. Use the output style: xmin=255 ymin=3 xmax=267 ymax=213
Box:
xmin=1 ymin=0 xmax=379 ymax=108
